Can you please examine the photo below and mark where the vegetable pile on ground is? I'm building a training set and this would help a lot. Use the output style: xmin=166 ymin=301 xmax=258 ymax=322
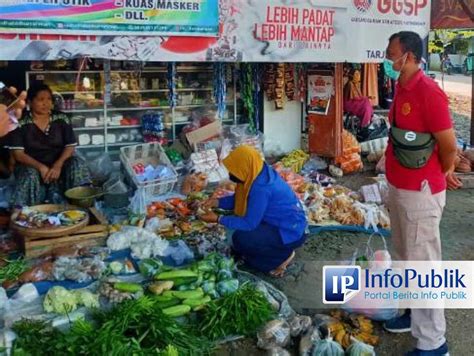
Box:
xmin=10 ymin=253 xmax=277 ymax=355
xmin=144 ymin=195 xmax=228 ymax=255
xmin=0 ymin=258 xmax=28 ymax=287
xmin=138 ymin=253 xmax=242 ymax=315
xmin=328 ymin=310 xmax=379 ymax=350
xmin=12 ymin=297 xmax=212 ymax=355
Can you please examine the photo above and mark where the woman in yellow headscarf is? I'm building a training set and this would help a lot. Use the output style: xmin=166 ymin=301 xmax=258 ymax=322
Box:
xmin=200 ymin=146 xmax=307 ymax=277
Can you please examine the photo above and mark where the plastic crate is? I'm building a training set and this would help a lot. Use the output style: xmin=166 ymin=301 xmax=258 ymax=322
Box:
xmin=120 ymin=143 xmax=178 ymax=196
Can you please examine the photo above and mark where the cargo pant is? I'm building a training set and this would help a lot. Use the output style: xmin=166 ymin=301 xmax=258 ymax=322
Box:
xmin=388 ymin=181 xmax=446 ymax=350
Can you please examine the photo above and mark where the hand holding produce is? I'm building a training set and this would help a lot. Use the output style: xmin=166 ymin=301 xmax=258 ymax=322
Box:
xmin=202 ymin=198 xmax=219 ymax=210
xmin=199 ymin=211 xmax=219 ymax=224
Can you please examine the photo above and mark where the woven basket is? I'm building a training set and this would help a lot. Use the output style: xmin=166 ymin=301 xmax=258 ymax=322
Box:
xmin=120 ymin=143 xmax=178 ymax=197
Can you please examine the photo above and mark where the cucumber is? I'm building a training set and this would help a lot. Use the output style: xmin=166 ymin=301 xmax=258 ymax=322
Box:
xmin=155 ymin=270 xmax=197 ymax=280
xmin=153 ymin=295 xmax=175 ymax=302
xmin=168 ymin=277 xmax=198 ymax=287
xmin=162 ymin=304 xmax=191 ymax=317
xmin=156 ymin=298 xmax=181 ymax=309
xmin=113 ymin=282 xmax=143 ymax=293
xmin=182 ymin=295 xmax=211 ymax=308
xmin=171 ymin=288 xmax=204 ymax=300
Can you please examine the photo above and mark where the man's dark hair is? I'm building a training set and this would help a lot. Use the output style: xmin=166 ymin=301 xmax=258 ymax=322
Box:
xmin=389 ymin=31 xmax=423 ymax=63
xmin=27 ymin=83 xmax=53 ymax=102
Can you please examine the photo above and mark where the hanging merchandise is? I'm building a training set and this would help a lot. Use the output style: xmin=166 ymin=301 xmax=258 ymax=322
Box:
xmin=141 ymin=111 xmax=167 ymax=145
xmin=284 ymin=64 xmax=295 ymax=101
xmin=167 ymin=62 xmax=177 ymax=108
xmin=362 ymin=63 xmax=379 ymax=107
xmin=274 ymin=63 xmax=285 ymax=110
xmin=263 ymin=64 xmax=277 ymax=101
xmin=296 ymin=64 xmax=306 ymax=103
xmin=240 ymin=63 xmax=261 ymax=132
xmin=213 ymin=63 xmax=227 ymax=120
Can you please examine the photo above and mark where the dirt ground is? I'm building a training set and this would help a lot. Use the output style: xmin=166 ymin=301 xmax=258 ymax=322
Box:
xmin=220 ymin=186 xmax=474 ymax=356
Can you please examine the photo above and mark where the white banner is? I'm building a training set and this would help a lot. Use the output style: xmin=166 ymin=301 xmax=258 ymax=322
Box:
xmin=0 ymin=0 xmax=431 ymax=62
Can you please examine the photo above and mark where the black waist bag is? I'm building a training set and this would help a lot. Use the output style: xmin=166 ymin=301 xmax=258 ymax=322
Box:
xmin=390 ymin=127 xmax=435 ymax=169
xmin=389 ymin=99 xmax=436 ymax=169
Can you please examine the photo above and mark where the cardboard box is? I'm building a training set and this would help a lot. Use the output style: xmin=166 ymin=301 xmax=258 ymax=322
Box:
xmin=185 ymin=121 xmax=222 ymax=147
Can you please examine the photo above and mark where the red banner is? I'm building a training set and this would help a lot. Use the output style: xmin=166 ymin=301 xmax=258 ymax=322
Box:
xmin=431 ymin=0 xmax=474 ymax=29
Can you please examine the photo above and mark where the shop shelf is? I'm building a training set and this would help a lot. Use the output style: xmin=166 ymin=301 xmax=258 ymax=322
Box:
xmin=111 ymin=89 xmax=168 ymax=93
xmin=107 ymin=125 xmax=142 ymax=129
xmin=176 ymin=88 xmax=213 ymax=91
xmin=63 ymin=108 xmax=104 ymax=113
xmin=73 ymin=126 xmax=105 ymax=131
xmin=107 ymin=106 xmax=170 ymax=112
xmin=56 ymin=91 xmax=103 ymax=95
xmin=108 ymin=141 xmax=144 ymax=147
xmin=77 ymin=144 xmax=106 ymax=149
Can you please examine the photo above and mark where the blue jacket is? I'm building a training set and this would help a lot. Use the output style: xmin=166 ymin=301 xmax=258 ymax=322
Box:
xmin=219 ymin=164 xmax=307 ymax=244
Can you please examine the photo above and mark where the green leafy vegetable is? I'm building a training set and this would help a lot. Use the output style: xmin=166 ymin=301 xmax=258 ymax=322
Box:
xmin=199 ymin=283 xmax=275 ymax=340
xmin=0 ymin=258 xmax=28 ymax=284
xmin=13 ymin=296 xmax=214 ymax=356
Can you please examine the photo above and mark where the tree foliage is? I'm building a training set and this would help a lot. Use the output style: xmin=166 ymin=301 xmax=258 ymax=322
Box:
xmin=429 ymin=30 xmax=474 ymax=54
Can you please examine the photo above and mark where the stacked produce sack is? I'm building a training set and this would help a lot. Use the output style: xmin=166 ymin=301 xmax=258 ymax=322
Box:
xmin=334 ymin=130 xmax=363 ymax=175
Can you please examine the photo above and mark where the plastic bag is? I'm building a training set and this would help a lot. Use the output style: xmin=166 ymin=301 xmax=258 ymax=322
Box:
xmin=289 ymin=314 xmax=312 ymax=337
xmin=181 ymin=173 xmax=208 ymax=195
xmin=301 ymin=156 xmax=328 ymax=173
xmin=346 ymin=339 xmax=376 ymax=356
xmin=88 ymin=152 xmax=114 ymax=183
xmin=299 ymin=326 xmax=322 ymax=356
xmin=343 ymin=233 xmax=398 ymax=321
xmin=376 ymin=154 xmax=386 ymax=173
xmin=104 ymin=175 xmax=129 ymax=194
xmin=0 ymin=287 xmax=8 ymax=309
xmin=257 ymin=319 xmax=291 ymax=350
xmin=129 ymin=188 xmax=147 ymax=227
xmin=221 ymin=124 xmax=264 ymax=160
xmin=236 ymin=270 xmax=295 ymax=319
xmin=267 ymin=347 xmax=291 ymax=356
xmin=163 ymin=240 xmax=194 ymax=265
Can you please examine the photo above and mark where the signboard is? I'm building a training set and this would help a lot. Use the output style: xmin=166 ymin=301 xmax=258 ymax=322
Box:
xmin=0 ymin=0 xmax=431 ymax=62
xmin=431 ymin=0 xmax=474 ymax=29
xmin=0 ymin=0 xmax=219 ymax=37
xmin=308 ymin=75 xmax=333 ymax=115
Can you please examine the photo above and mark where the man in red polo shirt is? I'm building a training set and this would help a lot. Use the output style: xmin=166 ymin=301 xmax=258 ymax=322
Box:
xmin=382 ymin=32 xmax=457 ymax=356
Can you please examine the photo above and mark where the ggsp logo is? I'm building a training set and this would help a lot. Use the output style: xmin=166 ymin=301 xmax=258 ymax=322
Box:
xmin=323 ymin=266 xmax=361 ymax=304
xmin=377 ymin=0 xmax=428 ymax=16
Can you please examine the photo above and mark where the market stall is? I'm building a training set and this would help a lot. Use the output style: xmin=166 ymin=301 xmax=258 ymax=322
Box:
xmin=0 ymin=0 xmax=433 ymax=354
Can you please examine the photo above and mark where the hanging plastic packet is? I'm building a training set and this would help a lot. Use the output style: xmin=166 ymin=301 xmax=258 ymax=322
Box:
xmin=128 ymin=188 xmax=147 ymax=227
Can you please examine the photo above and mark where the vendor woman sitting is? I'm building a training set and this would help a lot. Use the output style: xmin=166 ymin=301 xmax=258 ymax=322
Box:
xmin=9 ymin=83 xmax=91 ymax=206
xmin=200 ymin=145 xmax=307 ymax=277
xmin=343 ymin=69 xmax=374 ymax=128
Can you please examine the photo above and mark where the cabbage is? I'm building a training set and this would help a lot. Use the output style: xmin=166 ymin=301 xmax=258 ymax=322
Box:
xmin=109 ymin=261 xmax=124 ymax=275
xmin=73 ymin=290 xmax=100 ymax=309
xmin=216 ymin=279 xmax=239 ymax=296
xmin=218 ymin=257 xmax=234 ymax=270
xmin=217 ymin=269 xmax=233 ymax=281
xmin=201 ymin=281 xmax=216 ymax=294
xmin=43 ymin=286 xmax=77 ymax=314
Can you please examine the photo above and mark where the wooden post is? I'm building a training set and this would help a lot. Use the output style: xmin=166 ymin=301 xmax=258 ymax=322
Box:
xmin=470 ymin=64 xmax=473 ymax=146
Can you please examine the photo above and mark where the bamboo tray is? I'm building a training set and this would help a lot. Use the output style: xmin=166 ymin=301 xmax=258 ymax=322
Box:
xmin=10 ymin=204 xmax=90 ymax=239
xmin=18 ymin=207 xmax=108 ymax=259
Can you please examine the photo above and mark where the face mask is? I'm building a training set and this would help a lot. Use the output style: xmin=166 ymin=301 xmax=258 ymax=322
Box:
xmin=229 ymin=174 xmax=243 ymax=184
xmin=383 ymin=53 xmax=407 ymax=80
